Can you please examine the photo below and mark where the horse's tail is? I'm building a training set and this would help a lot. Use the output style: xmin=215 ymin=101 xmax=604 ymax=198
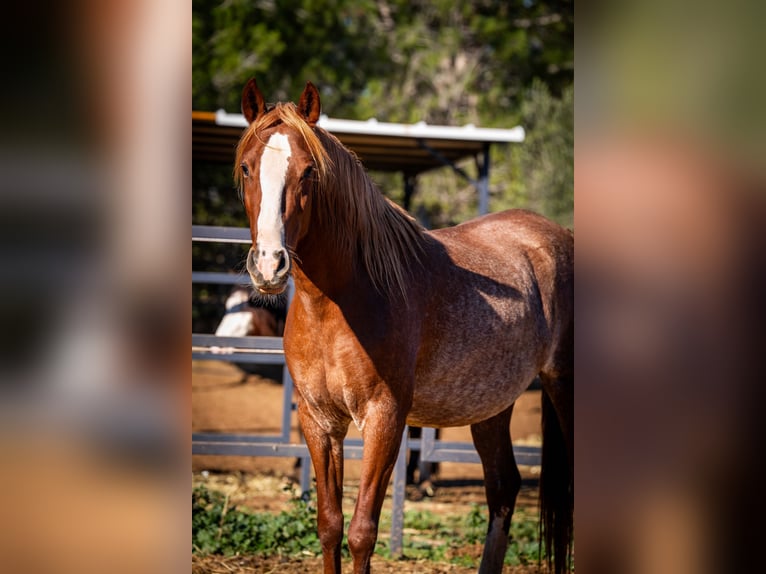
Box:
xmin=539 ymin=389 xmax=573 ymax=574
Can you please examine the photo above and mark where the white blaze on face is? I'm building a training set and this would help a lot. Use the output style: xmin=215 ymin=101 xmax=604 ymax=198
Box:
xmin=257 ymin=132 xmax=291 ymax=278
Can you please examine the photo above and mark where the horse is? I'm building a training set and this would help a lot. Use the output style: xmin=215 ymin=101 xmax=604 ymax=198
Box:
xmin=212 ymin=285 xmax=286 ymax=381
xmin=215 ymin=285 xmax=285 ymax=339
xmin=233 ymin=79 xmax=573 ymax=574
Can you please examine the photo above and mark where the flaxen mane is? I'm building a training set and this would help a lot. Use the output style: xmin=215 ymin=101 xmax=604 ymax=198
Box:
xmin=236 ymin=103 xmax=427 ymax=300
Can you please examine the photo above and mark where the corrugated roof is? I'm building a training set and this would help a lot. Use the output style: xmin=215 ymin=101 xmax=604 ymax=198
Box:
xmin=193 ymin=110 xmax=524 ymax=175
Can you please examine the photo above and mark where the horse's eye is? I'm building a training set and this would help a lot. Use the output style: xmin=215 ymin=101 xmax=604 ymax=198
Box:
xmin=301 ymin=165 xmax=314 ymax=180
xmin=241 ymin=163 xmax=250 ymax=177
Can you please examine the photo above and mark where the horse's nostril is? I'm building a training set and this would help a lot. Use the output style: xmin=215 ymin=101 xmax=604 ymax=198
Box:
xmin=274 ymin=250 xmax=289 ymax=275
xmin=247 ymin=248 xmax=258 ymax=272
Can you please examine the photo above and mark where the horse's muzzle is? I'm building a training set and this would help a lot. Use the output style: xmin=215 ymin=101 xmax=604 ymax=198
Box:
xmin=247 ymin=246 xmax=290 ymax=294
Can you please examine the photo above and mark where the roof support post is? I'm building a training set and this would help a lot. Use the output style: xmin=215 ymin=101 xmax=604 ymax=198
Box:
xmin=403 ymin=173 xmax=417 ymax=212
xmin=417 ymin=139 xmax=493 ymax=215
xmin=476 ymin=142 xmax=490 ymax=215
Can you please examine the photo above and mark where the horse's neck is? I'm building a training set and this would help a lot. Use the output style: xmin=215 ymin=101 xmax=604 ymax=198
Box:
xmin=291 ymin=239 xmax=367 ymax=302
xmin=293 ymin=168 xmax=422 ymax=305
xmin=292 ymin=218 xmax=383 ymax=306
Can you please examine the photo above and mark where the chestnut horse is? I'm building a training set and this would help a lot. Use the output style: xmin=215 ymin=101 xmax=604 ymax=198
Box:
xmin=234 ymin=79 xmax=573 ymax=574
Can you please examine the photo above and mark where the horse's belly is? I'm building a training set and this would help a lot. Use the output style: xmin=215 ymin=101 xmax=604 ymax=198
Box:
xmin=407 ymin=355 xmax=540 ymax=428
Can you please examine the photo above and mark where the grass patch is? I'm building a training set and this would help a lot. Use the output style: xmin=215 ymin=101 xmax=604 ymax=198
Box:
xmin=193 ymin=485 xmax=540 ymax=567
xmin=377 ymin=504 xmax=541 ymax=567
xmin=192 ymin=485 xmax=321 ymax=557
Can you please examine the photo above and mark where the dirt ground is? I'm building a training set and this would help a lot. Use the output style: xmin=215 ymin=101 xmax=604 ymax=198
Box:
xmin=192 ymin=360 xmax=544 ymax=573
xmin=192 ymin=554 xmax=545 ymax=574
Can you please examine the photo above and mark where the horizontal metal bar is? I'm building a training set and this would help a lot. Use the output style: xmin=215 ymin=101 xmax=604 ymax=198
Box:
xmin=192 ymin=335 xmax=286 ymax=363
xmin=192 ymin=225 xmax=251 ymax=243
xmin=419 ymin=448 xmax=481 ymax=464
xmin=192 ymin=351 xmax=286 ymax=364
xmin=420 ymin=445 xmax=540 ymax=466
xmin=192 ymin=432 xmax=540 ymax=465
xmin=193 ymin=433 xmax=290 ymax=444
xmin=193 ymin=442 xmax=310 ymax=458
xmin=193 ymin=433 xmax=441 ymax=452
xmin=192 ymin=438 xmax=367 ymax=459
xmin=192 ymin=271 xmax=251 ymax=285
xmin=192 ymin=334 xmax=284 ymax=350
xmin=192 ymin=347 xmax=283 ymax=355
xmin=194 ymin=433 xmax=363 ymax=449
xmin=512 ymin=451 xmax=541 ymax=466
xmin=193 ymin=442 xmax=539 ymax=465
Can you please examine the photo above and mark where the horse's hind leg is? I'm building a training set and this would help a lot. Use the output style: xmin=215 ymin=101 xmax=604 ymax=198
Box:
xmin=471 ymin=404 xmax=521 ymax=574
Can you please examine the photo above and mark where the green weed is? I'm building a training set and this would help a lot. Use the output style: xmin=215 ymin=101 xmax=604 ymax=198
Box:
xmin=394 ymin=504 xmax=541 ymax=567
xmin=192 ymin=485 xmax=321 ymax=557
xmin=192 ymin=485 xmax=541 ymax=567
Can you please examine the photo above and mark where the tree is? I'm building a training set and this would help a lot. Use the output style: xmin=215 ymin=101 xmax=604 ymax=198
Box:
xmin=193 ymin=0 xmax=574 ymax=228
xmin=497 ymin=80 xmax=573 ymax=228
xmin=193 ymin=0 xmax=393 ymax=116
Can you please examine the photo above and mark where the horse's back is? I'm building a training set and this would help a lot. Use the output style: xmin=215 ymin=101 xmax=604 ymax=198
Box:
xmin=432 ymin=209 xmax=573 ymax=327
xmin=408 ymin=210 xmax=573 ymax=428
xmin=433 ymin=209 xmax=571 ymax=260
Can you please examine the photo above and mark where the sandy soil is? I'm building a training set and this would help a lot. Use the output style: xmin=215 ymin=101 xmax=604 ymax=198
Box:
xmin=192 ymin=554 xmax=545 ymax=574
xmin=192 ymin=555 xmax=542 ymax=574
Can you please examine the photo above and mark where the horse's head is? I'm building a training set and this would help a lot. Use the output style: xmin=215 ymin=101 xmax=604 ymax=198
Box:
xmin=236 ymin=79 xmax=323 ymax=295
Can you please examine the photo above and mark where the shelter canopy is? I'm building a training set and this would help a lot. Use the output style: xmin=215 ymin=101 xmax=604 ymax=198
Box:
xmin=193 ymin=109 xmax=524 ymax=176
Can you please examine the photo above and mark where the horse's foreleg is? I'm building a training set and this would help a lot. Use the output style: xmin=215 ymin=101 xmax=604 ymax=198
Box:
xmin=297 ymin=405 xmax=346 ymax=574
xmin=348 ymin=405 xmax=406 ymax=574
xmin=471 ymin=404 xmax=521 ymax=574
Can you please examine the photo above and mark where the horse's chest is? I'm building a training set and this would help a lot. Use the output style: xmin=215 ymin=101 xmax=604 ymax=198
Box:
xmin=285 ymin=335 xmax=371 ymax=427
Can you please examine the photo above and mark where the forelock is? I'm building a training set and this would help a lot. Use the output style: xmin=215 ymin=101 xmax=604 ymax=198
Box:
xmin=234 ymin=103 xmax=330 ymax=192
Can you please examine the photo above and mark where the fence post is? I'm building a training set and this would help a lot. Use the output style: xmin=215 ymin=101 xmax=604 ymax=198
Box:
xmin=389 ymin=426 xmax=408 ymax=558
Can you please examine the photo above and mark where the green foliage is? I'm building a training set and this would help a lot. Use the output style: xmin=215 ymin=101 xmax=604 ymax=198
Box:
xmin=462 ymin=503 xmax=489 ymax=544
xmin=404 ymin=80 xmax=574 ymax=229
xmin=193 ymin=0 xmax=391 ymax=116
xmin=378 ymin=503 xmax=542 ymax=566
xmin=192 ymin=1 xmax=573 ymax=298
xmin=495 ymin=80 xmax=574 ymax=228
xmin=393 ymin=504 xmax=541 ymax=567
xmin=193 ymin=0 xmax=572 ymax=124
xmin=507 ymin=506 xmax=542 ymax=566
xmin=192 ymin=487 xmax=542 ymax=567
xmin=192 ymin=485 xmax=321 ymax=557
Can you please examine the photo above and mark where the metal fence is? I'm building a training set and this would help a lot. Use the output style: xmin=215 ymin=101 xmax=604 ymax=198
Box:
xmin=191 ymin=224 xmax=540 ymax=556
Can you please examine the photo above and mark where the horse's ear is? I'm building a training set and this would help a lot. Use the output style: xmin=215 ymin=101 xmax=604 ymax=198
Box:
xmin=297 ymin=81 xmax=321 ymax=126
xmin=241 ymin=78 xmax=266 ymax=124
